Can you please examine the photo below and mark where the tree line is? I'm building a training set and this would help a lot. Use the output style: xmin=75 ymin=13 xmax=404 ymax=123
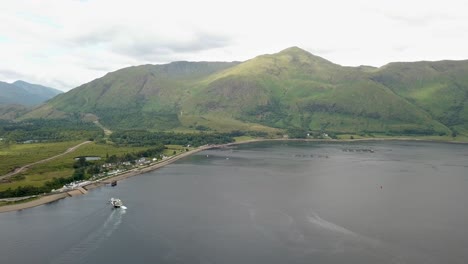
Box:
xmin=0 ymin=119 xmax=103 ymax=142
xmin=110 ymin=130 xmax=236 ymax=147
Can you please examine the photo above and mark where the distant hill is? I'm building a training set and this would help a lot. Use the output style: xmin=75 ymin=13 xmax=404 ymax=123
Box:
xmin=0 ymin=80 xmax=62 ymax=106
xmin=0 ymin=104 xmax=28 ymax=120
xmin=22 ymin=47 xmax=468 ymax=137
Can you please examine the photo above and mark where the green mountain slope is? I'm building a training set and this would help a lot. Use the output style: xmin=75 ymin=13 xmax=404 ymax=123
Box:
xmin=23 ymin=47 xmax=467 ymax=136
xmin=184 ymin=47 xmax=448 ymax=134
xmin=25 ymin=61 xmax=241 ymax=130
xmin=371 ymin=60 xmax=468 ymax=135
xmin=0 ymin=104 xmax=28 ymax=120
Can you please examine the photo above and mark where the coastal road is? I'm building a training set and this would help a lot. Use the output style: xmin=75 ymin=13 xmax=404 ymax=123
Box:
xmin=0 ymin=141 xmax=92 ymax=181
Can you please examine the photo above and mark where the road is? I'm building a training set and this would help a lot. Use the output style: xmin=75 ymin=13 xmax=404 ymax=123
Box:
xmin=0 ymin=141 xmax=92 ymax=180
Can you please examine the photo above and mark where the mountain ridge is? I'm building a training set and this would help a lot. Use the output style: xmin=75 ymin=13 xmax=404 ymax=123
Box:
xmin=0 ymin=80 xmax=62 ymax=107
xmin=20 ymin=47 xmax=468 ymax=137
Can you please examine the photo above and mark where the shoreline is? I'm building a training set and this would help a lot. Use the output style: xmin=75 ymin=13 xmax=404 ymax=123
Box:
xmin=0 ymin=145 xmax=213 ymax=213
xmin=1 ymin=137 xmax=466 ymax=213
xmin=0 ymin=192 xmax=70 ymax=213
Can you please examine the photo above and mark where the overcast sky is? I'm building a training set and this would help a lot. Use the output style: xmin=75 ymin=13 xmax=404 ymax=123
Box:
xmin=1 ymin=0 xmax=467 ymax=91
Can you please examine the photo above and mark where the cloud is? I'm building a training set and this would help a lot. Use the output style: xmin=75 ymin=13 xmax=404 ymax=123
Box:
xmin=71 ymin=25 xmax=232 ymax=62
xmin=383 ymin=12 xmax=456 ymax=27
xmin=1 ymin=0 xmax=468 ymax=91
xmin=47 ymin=78 xmax=76 ymax=90
xmin=393 ymin=46 xmax=409 ymax=53
xmin=0 ymin=69 xmax=30 ymax=81
xmin=72 ymin=26 xmax=121 ymax=46
xmin=0 ymin=69 xmax=73 ymax=91
xmin=16 ymin=11 xmax=61 ymax=29
xmin=113 ymin=32 xmax=231 ymax=61
xmin=85 ymin=65 xmax=115 ymax=72
xmin=308 ymin=48 xmax=337 ymax=55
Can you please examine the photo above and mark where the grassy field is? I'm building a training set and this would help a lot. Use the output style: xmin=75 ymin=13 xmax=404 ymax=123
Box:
xmin=0 ymin=142 xmax=153 ymax=191
xmin=163 ymin=145 xmax=195 ymax=156
xmin=0 ymin=141 xmax=83 ymax=175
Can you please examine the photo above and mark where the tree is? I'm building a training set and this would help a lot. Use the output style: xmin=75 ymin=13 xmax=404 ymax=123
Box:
xmin=106 ymin=155 xmax=118 ymax=163
xmin=72 ymin=168 xmax=85 ymax=181
xmin=287 ymin=127 xmax=307 ymax=138
xmin=73 ymin=157 xmax=88 ymax=168
xmin=452 ymin=130 xmax=458 ymax=137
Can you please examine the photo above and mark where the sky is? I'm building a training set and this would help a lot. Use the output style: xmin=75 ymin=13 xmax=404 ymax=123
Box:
xmin=1 ymin=0 xmax=467 ymax=91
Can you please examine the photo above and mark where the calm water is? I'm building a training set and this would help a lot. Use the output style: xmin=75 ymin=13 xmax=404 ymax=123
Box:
xmin=1 ymin=141 xmax=467 ymax=264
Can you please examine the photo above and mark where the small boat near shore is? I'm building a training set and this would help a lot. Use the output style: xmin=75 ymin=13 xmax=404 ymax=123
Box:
xmin=109 ymin=198 xmax=123 ymax=208
xmin=111 ymin=181 xmax=117 ymax=187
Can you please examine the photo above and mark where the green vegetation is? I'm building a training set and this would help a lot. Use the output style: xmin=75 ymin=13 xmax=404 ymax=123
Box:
xmin=232 ymin=136 xmax=252 ymax=142
xmin=0 ymin=142 xmax=157 ymax=196
xmin=18 ymin=47 xmax=465 ymax=138
xmin=0 ymin=104 xmax=28 ymax=120
xmin=371 ymin=60 xmax=468 ymax=135
xmin=3 ymin=47 xmax=467 ymax=199
xmin=0 ymin=142 xmax=134 ymax=182
xmin=109 ymin=130 xmax=235 ymax=147
xmin=0 ymin=118 xmax=103 ymax=142
xmin=0 ymin=140 xmax=83 ymax=175
xmin=0 ymin=129 xmax=245 ymax=197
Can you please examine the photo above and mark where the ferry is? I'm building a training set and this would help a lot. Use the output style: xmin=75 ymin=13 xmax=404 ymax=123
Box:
xmin=109 ymin=198 xmax=123 ymax=208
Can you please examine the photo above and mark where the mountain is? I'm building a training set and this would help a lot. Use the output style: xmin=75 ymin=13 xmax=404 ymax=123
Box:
xmin=371 ymin=60 xmax=468 ymax=136
xmin=22 ymin=47 xmax=468 ymax=136
xmin=0 ymin=80 xmax=62 ymax=106
xmin=0 ymin=104 xmax=28 ymax=120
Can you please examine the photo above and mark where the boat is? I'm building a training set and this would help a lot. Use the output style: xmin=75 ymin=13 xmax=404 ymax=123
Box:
xmin=111 ymin=181 xmax=117 ymax=187
xmin=109 ymin=198 xmax=123 ymax=208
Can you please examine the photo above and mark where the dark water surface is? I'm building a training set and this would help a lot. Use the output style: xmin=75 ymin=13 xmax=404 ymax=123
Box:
xmin=1 ymin=141 xmax=467 ymax=263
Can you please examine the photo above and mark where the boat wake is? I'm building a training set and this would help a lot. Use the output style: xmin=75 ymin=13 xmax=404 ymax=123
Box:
xmin=50 ymin=209 xmax=125 ymax=264
xmin=307 ymin=212 xmax=382 ymax=247
xmin=307 ymin=213 xmax=358 ymax=237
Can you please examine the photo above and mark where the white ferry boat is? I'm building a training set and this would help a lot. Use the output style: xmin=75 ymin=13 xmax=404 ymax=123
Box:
xmin=109 ymin=198 xmax=123 ymax=208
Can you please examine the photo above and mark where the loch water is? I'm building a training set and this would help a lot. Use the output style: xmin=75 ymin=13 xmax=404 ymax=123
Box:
xmin=1 ymin=141 xmax=467 ymax=264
